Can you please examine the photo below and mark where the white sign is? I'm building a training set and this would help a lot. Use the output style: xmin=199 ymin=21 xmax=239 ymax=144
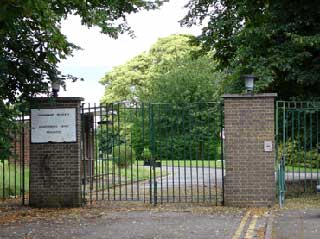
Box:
xmin=264 ymin=141 xmax=273 ymax=152
xmin=31 ymin=108 xmax=76 ymax=143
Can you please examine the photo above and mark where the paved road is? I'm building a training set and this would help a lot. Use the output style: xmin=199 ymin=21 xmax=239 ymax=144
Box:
xmin=270 ymin=208 xmax=320 ymax=239
xmin=0 ymin=202 xmax=270 ymax=239
xmin=147 ymin=166 xmax=223 ymax=187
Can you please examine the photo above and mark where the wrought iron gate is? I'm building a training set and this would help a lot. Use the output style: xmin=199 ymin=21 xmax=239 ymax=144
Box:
xmin=81 ymin=102 xmax=224 ymax=205
xmin=0 ymin=111 xmax=29 ymax=205
xmin=276 ymin=101 xmax=320 ymax=205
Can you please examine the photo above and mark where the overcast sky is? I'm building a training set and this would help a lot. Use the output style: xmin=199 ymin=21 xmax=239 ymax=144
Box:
xmin=58 ymin=0 xmax=202 ymax=103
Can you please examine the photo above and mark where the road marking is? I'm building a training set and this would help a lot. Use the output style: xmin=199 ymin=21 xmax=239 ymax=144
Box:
xmin=244 ymin=215 xmax=258 ymax=239
xmin=265 ymin=214 xmax=273 ymax=239
xmin=232 ymin=210 xmax=251 ymax=239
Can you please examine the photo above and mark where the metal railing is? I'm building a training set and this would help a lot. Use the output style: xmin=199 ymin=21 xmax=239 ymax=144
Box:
xmin=80 ymin=102 xmax=224 ymax=205
xmin=276 ymin=101 xmax=320 ymax=204
xmin=0 ymin=112 xmax=29 ymax=205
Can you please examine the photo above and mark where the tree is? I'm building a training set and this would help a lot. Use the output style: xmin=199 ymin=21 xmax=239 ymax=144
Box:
xmin=182 ymin=0 xmax=320 ymax=99
xmin=0 ymin=0 xmax=165 ymax=159
xmin=100 ymin=34 xmax=204 ymax=103
xmin=143 ymin=55 xmax=223 ymax=103
xmin=100 ymin=34 xmax=225 ymax=162
xmin=1 ymin=0 xmax=164 ymax=103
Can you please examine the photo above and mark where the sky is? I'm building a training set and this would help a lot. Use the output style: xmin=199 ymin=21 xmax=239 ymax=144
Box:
xmin=58 ymin=0 xmax=202 ymax=104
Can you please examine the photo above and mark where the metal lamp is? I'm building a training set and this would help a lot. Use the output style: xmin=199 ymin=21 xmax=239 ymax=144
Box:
xmin=242 ymin=74 xmax=257 ymax=94
xmin=51 ymin=80 xmax=61 ymax=97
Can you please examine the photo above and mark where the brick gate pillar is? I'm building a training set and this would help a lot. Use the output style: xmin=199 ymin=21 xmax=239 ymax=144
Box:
xmin=29 ymin=97 xmax=83 ymax=207
xmin=223 ymin=93 xmax=277 ymax=207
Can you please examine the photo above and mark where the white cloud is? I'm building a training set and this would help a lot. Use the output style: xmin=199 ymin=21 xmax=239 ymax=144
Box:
xmin=59 ymin=0 xmax=202 ymax=103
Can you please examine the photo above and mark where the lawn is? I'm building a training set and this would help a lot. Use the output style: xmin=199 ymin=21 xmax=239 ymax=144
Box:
xmin=0 ymin=160 xmax=29 ymax=199
xmin=285 ymin=166 xmax=320 ymax=173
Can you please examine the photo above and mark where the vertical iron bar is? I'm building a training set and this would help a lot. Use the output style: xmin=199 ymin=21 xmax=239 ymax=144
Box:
xmin=317 ymin=111 xmax=319 ymax=184
xmin=149 ymin=103 xmax=153 ymax=204
xmin=182 ymin=106 xmax=187 ymax=202
xmin=201 ymin=104 xmax=205 ymax=202
xmin=304 ymin=111 xmax=307 ymax=193
xmin=207 ymin=104 xmax=212 ymax=202
xmin=2 ymin=145 xmax=4 ymax=199
xmin=88 ymin=103 xmax=93 ymax=204
xmin=22 ymin=112 xmax=25 ymax=205
xmin=213 ymin=105 xmax=218 ymax=204
xmin=170 ymin=104 xmax=175 ymax=202
xmin=285 ymin=109 xmax=289 ymax=181
xmin=177 ymin=104 xmax=181 ymax=202
xmin=140 ymin=103 xmax=144 ymax=201
xmin=130 ymin=106 xmax=134 ymax=200
xmin=158 ymin=104 xmax=163 ymax=203
xmin=298 ymin=111 xmax=301 ymax=188
xmin=112 ymin=103 xmax=116 ymax=200
xmin=14 ymin=129 xmax=17 ymax=197
xmin=291 ymin=111 xmax=294 ymax=182
xmin=124 ymin=104 xmax=127 ymax=200
xmin=19 ymin=114 xmax=22 ymax=198
xmin=117 ymin=103 xmax=121 ymax=200
xmin=94 ymin=103 xmax=98 ymax=201
xmin=282 ymin=103 xmax=286 ymax=183
xmin=195 ymin=104 xmax=199 ymax=203
xmin=310 ymin=112 xmax=313 ymax=190
xmin=165 ymin=104 xmax=169 ymax=202
xmin=151 ymin=104 xmax=157 ymax=205
xmin=189 ymin=105 xmax=193 ymax=202
xmin=220 ymin=102 xmax=225 ymax=206
xmin=99 ymin=104 xmax=105 ymax=200
xmin=8 ymin=142 xmax=11 ymax=199
xmin=106 ymin=104 xmax=110 ymax=201
xmin=81 ymin=103 xmax=87 ymax=205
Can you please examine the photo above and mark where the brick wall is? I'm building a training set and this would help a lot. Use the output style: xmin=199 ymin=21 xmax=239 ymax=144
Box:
xmin=29 ymin=97 xmax=83 ymax=208
xmin=223 ymin=93 xmax=277 ymax=207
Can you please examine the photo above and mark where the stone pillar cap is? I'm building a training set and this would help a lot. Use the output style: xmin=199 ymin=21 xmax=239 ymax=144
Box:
xmin=223 ymin=93 xmax=277 ymax=98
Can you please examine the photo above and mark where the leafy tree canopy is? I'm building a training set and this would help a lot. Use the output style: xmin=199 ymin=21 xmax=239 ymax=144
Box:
xmin=0 ymin=0 xmax=164 ymax=103
xmin=0 ymin=0 xmax=164 ymax=159
xmin=182 ymin=0 xmax=320 ymax=99
xmin=100 ymin=34 xmax=224 ymax=103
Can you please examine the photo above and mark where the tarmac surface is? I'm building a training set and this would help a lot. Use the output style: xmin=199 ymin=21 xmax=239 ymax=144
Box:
xmin=1 ymin=197 xmax=320 ymax=239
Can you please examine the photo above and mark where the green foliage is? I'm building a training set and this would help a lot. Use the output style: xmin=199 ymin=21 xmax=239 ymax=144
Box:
xmin=112 ymin=145 xmax=135 ymax=168
xmin=1 ymin=0 xmax=165 ymax=103
xmin=100 ymin=35 xmax=224 ymax=163
xmin=143 ymin=147 xmax=152 ymax=160
xmin=182 ymin=0 xmax=320 ymax=99
xmin=130 ymin=104 xmax=222 ymax=162
xmin=0 ymin=0 xmax=165 ymax=161
xmin=129 ymin=105 xmax=151 ymax=161
xmin=279 ymin=139 xmax=320 ymax=168
xmin=0 ymin=104 xmax=25 ymax=161
xmin=143 ymin=55 xmax=225 ymax=103
xmin=100 ymin=34 xmax=212 ymax=103
xmin=0 ymin=161 xmax=29 ymax=198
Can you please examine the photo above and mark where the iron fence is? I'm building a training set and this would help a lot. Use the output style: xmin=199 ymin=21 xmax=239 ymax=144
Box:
xmin=81 ymin=102 xmax=224 ymax=205
xmin=276 ymin=101 xmax=320 ymax=202
xmin=0 ymin=111 xmax=29 ymax=204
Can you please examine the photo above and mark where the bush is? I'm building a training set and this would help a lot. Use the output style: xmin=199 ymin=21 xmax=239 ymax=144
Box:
xmin=142 ymin=147 xmax=152 ymax=161
xmin=112 ymin=145 xmax=135 ymax=168
xmin=278 ymin=139 xmax=320 ymax=168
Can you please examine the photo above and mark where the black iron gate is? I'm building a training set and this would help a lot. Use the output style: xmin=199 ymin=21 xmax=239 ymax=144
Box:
xmin=81 ymin=102 xmax=224 ymax=205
